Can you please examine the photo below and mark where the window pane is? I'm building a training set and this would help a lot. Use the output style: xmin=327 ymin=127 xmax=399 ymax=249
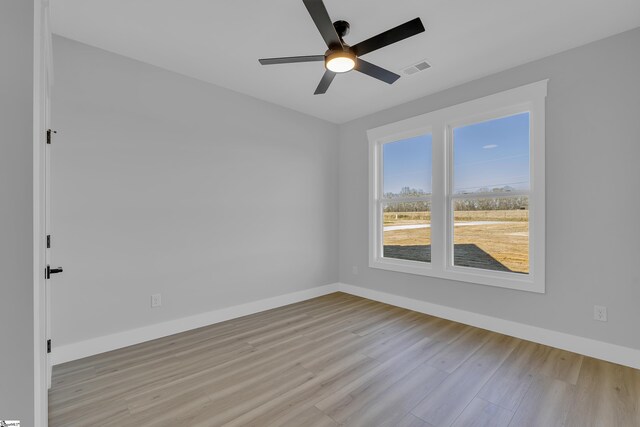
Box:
xmin=383 ymin=201 xmax=431 ymax=263
xmin=383 ymin=134 xmax=432 ymax=198
xmin=453 ymin=113 xmax=529 ymax=194
xmin=453 ymin=197 xmax=529 ymax=274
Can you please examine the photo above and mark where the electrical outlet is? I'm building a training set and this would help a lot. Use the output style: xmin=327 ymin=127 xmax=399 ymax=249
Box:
xmin=593 ymin=305 xmax=607 ymax=322
xmin=352 ymin=266 xmax=359 ymax=275
xmin=151 ymin=293 xmax=162 ymax=308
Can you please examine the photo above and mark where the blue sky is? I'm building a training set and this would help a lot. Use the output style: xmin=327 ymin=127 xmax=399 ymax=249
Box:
xmin=383 ymin=113 xmax=529 ymax=195
xmin=383 ymin=134 xmax=432 ymax=195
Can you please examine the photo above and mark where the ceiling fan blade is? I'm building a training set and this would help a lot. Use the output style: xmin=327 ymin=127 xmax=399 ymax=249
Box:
xmin=302 ymin=0 xmax=343 ymax=49
xmin=314 ymin=70 xmax=336 ymax=95
xmin=352 ymin=17 xmax=425 ymax=57
xmin=355 ymin=59 xmax=400 ymax=84
xmin=259 ymin=55 xmax=325 ymax=65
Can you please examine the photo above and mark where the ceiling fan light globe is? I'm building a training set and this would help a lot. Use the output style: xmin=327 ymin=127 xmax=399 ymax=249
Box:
xmin=325 ymin=52 xmax=356 ymax=73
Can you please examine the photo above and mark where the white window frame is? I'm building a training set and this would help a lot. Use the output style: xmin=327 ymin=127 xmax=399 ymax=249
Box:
xmin=368 ymin=80 xmax=547 ymax=293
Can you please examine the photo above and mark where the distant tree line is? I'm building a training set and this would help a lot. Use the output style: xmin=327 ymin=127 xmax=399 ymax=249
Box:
xmin=384 ymin=201 xmax=431 ymax=213
xmin=384 ymin=187 xmax=431 ymax=212
xmin=384 ymin=186 xmax=430 ymax=199
xmin=454 ymin=197 xmax=528 ymax=211
xmin=384 ymin=186 xmax=528 ymax=212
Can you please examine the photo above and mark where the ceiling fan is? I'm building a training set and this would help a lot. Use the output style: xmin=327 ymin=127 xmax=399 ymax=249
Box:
xmin=258 ymin=0 xmax=425 ymax=95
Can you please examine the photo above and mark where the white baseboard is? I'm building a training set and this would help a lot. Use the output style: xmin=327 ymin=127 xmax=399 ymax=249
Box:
xmin=338 ymin=283 xmax=640 ymax=370
xmin=52 ymin=283 xmax=340 ymax=365
xmin=53 ymin=281 xmax=640 ymax=370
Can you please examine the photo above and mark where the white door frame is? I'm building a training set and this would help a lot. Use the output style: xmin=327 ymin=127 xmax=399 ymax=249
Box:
xmin=33 ymin=0 xmax=52 ymax=425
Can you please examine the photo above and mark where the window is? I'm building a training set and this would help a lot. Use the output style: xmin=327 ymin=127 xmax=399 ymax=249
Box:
xmin=382 ymin=134 xmax=432 ymax=263
xmin=368 ymin=81 xmax=546 ymax=293
xmin=451 ymin=113 xmax=530 ymax=274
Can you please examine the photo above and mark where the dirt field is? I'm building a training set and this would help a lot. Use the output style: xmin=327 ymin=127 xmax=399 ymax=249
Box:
xmin=383 ymin=210 xmax=529 ymax=273
xmin=383 ymin=210 xmax=528 ymax=224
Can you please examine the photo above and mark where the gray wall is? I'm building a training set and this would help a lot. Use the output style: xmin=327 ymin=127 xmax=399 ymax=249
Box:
xmin=0 ymin=0 xmax=35 ymax=425
xmin=338 ymin=27 xmax=640 ymax=350
xmin=51 ymin=37 xmax=339 ymax=347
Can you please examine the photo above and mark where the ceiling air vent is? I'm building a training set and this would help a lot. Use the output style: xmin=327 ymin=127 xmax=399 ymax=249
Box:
xmin=402 ymin=60 xmax=431 ymax=76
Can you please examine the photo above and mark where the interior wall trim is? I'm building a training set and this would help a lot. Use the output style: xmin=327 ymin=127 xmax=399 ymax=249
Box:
xmin=51 ymin=283 xmax=340 ymax=365
xmin=339 ymin=283 xmax=640 ymax=370
xmin=53 ymin=282 xmax=640 ymax=370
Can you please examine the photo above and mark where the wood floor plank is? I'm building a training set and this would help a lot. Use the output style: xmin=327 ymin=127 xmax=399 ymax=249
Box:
xmin=297 ymin=331 xmax=384 ymax=373
xmin=221 ymin=354 xmax=380 ymax=426
xmin=50 ymin=365 xmax=97 ymax=389
xmin=361 ymin=315 xmax=441 ymax=362
xmin=396 ymin=413 xmax=434 ymax=427
xmin=426 ymin=326 xmax=491 ymax=373
xmin=273 ymin=406 xmax=339 ymax=427
xmin=565 ymin=357 xmax=640 ymax=427
xmin=48 ymin=294 xmax=640 ymax=427
xmin=123 ymin=389 xmax=212 ymax=427
xmin=338 ymin=364 xmax=448 ymax=427
xmin=537 ymin=348 xmax=583 ymax=385
xmin=351 ymin=306 xmax=421 ymax=336
xmin=52 ymin=338 xmax=254 ymax=399
xmin=187 ymin=363 xmax=317 ymax=426
xmin=451 ymin=397 xmax=514 ymax=427
xmin=49 ymin=397 xmax=131 ymax=427
xmin=49 ymin=356 xmax=186 ymax=409
xmin=124 ymin=325 xmax=356 ymax=403
xmin=50 ymin=339 xmax=260 ymax=408
xmin=314 ymin=336 xmax=446 ymax=414
xmin=477 ymin=340 xmax=550 ymax=411
xmin=411 ymin=334 xmax=518 ymax=426
xmin=508 ymin=376 xmax=576 ymax=427
xmin=301 ymin=302 xmax=400 ymax=342
xmin=319 ymin=339 xmax=447 ymax=423
xmin=123 ymin=335 xmax=340 ymax=415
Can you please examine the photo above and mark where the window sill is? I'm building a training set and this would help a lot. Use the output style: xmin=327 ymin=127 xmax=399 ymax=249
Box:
xmin=369 ymin=257 xmax=544 ymax=294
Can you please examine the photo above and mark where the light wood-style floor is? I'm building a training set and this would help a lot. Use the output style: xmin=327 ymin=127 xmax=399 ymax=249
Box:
xmin=49 ymin=292 xmax=640 ymax=426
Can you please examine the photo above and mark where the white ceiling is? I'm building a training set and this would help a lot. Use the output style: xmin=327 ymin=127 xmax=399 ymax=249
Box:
xmin=51 ymin=0 xmax=640 ymax=123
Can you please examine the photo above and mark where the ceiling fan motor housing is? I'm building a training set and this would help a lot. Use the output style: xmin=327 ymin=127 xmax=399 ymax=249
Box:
xmin=326 ymin=20 xmax=355 ymax=72
xmin=333 ymin=20 xmax=350 ymax=38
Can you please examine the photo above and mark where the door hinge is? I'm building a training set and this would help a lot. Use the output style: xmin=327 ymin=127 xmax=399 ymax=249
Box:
xmin=47 ymin=235 xmax=51 ymax=248
xmin=46 ymin=129 xmax=57 ymax=145
xmin=47 ymin=339 xmax=52 ymax=354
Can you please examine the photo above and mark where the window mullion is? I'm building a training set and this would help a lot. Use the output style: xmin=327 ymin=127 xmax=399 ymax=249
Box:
xmin=431 ymin=122 xmax=446 ymax=271
xmin=376 ymin=200 xmax=383 ymax=259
